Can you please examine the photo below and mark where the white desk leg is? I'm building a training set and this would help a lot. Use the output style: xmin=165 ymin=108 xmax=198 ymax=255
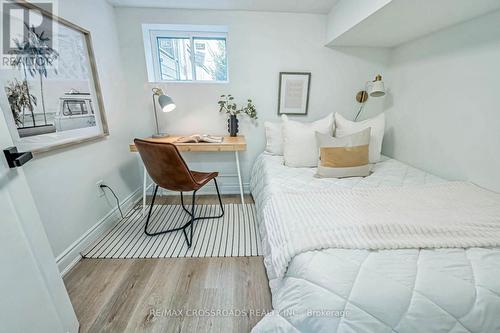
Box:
xmin=235 ymin=151 xmax=245 ymax=204
xmin=142 ymin=165 xmax=147 ymax=217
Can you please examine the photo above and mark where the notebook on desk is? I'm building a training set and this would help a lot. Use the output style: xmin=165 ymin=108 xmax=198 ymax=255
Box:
xmin=175 ymin=134 xmax=224 ymax=144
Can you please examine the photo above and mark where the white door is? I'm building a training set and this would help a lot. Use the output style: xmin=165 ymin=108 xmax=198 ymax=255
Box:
xmin=0 ymin=109 xmax=79 ymax=332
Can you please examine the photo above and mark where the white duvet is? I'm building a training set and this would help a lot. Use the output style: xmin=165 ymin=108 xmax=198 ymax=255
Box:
xmin=250 ymin=154 xmax=500 ymax=333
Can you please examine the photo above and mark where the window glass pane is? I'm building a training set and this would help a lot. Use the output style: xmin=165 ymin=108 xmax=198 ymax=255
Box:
xmin=62 ymin=100 xmax=87 ymax=116
xmin=157 ymin=37 xmax=193 ymax=80
xmin=193 ymin=37 xmax=227 ymax=81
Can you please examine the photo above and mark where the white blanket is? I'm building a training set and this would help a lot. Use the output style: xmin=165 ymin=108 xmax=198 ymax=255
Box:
xmin=250 ymin=155 xmax=500 ymax=332
xmin=263 ymin=181 xmax=500 ymax=280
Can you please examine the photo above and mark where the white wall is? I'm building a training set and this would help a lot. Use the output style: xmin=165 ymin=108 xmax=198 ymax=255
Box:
xmin=19 ymin=0 xmax=149 ymax=262
xmin=383 ymin=10 xmax=500 ymax=192
xmin=326 ymin=0 xmax=392 ymax=44
xmin=115 ymin=7 xmax=390 ymax=192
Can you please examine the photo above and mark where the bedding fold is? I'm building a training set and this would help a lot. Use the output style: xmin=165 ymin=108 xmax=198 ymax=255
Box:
xmin=263 ymin=182 xmax=500 ymax=280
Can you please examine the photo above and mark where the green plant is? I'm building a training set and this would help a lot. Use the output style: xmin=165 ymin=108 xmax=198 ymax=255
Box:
xmin=242 ymin=99 xmax=257 ymax=119
xmin=11 ymin=24 xmax=59 ymax=125
xmin=5 ymin=79 xmax=37 ymax=127
xmin=217 ymin=94 xmax=258 ymax=119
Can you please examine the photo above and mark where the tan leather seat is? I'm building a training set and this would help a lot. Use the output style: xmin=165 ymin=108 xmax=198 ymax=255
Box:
xmin=134 ymin=139 xmax=218 ymax=192
xmin=191 ymin=171 xmax=219 ymax=188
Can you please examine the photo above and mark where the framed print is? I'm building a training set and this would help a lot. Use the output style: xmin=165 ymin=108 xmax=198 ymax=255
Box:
xmin=277 ymin=72 xmax=311 ymax=115
xmin=0 ymin=1 xmax=108 ymax=153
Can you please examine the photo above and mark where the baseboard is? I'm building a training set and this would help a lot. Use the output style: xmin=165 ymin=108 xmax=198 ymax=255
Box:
xmin=57 ymin=184 xmax=152 ymax=276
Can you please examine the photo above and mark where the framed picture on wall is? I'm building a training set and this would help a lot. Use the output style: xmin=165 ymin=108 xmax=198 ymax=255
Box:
xmin=277 ymin=72 xmax=311 ymax=115
xmin=0 ymin=1 xmax=108 ymax=153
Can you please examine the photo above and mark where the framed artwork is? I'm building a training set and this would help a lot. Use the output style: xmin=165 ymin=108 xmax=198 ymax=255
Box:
xmin=0 ymin=1 xmax=108 ymax=153
xmin=277 ymin=72 xmax=311 ymax=115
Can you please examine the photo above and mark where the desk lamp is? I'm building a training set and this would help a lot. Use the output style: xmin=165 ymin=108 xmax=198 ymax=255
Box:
xmin=151 ymin=88 xmax=176 ymax=138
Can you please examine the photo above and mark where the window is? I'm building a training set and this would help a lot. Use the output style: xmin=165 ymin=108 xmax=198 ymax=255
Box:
xmin=62 ymin=100 xmax=88 ymax=116
xmin=143 ymin=24 xmax=228 ymax=83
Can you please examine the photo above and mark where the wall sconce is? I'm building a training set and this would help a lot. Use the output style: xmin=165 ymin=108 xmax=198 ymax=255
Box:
xmin=354 ymin=74 xmax=386 ymax=121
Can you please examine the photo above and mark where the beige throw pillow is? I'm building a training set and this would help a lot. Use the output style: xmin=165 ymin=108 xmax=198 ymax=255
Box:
xmin=315 ymin=128 xmax=371 ymax=178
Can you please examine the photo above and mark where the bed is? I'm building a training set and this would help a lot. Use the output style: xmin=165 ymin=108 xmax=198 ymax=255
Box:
xmin=250 ymin=153 xmax=500 ymax=333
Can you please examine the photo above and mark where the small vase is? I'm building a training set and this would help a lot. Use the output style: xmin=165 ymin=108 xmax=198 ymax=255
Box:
xmin=228 ymin=115 xmax=239 ymax=137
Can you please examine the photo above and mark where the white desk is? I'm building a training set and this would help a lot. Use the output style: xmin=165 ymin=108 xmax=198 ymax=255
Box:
xmin=130 ymin=135 xmax=247 ymax=215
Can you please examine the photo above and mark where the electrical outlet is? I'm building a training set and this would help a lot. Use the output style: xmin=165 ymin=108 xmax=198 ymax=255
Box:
xmin=96 ymin=180 xmax=105 ymax=197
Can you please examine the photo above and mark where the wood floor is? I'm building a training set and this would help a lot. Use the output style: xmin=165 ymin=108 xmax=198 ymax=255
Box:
xmin=64 ymin=195 xmax=272 ymax=333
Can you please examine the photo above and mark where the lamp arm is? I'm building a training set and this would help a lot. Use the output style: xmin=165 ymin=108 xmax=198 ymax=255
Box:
xmin=354 ymin=102 xmax=365 ymax=122
xmin=152 ymin=94 xmax=160 ymax=135
xmin=354 ymin=81 xmax=371 ymax=121
xmin=152 ymin=87 xmax=164 ymax=96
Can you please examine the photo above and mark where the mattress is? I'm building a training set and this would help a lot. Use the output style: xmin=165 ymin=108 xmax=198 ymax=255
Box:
xmin=250 ymin=154 xmax=500 ymax=333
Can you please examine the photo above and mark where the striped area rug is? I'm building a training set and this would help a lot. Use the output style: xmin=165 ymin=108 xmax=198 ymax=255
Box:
xmin=82 ymin=203 xmax=262 ymax=258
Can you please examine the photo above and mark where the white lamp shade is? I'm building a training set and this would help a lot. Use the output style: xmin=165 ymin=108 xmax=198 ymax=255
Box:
xmin=162 ymin=103 xmax=176 ymax=112
xmin=369 ymin=81 xmax=385 ymax=97
xmin=158 ymin=94 xmax=176 ymax=112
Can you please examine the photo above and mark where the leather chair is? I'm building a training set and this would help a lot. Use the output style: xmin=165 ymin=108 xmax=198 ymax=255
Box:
xmin=134 ymin=139 xmax=224 ymax=248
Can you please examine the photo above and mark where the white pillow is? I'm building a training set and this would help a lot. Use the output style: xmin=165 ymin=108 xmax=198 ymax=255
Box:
xmin=335 ymin=112 xmax=385 ymax=163
xmin=264 ymin=121 xmax=283 ymax=155
xmin=282 ymin=113 xmax=334 ymax=167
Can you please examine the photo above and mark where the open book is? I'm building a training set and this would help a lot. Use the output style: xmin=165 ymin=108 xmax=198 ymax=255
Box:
xmin=175 ymin=134 xmax=224 ymax=144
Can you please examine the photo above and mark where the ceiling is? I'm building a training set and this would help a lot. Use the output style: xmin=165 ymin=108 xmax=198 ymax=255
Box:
xmin=329 ymin=0 xmax=500 ymax=47
xmin=107 ymin=0 xmax=339 ymax=14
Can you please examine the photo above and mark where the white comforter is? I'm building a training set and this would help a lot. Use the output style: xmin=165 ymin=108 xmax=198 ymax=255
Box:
xmin=250 ymin=154 xmax=500 ymax=333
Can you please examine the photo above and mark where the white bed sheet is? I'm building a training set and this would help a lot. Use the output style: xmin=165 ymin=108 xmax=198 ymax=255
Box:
xmin=250 ymin=153 xmax=500 ymax=333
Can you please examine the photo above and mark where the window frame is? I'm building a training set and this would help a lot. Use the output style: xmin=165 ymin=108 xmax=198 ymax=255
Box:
xmin=142 ymin=24 xmax=229 ymax=83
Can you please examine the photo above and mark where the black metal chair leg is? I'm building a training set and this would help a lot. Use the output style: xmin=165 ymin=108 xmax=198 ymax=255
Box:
xmin=145 ymin=185 xmax=190 ymax=236
xmin=144 ymin=185 xmax=159 ymax=235
xmin=180 ymin=191 xmax=191 ymax=216
xmin=180 ymin=182 xmax=224 ymax=220
xmin=214 ymin=178 xmax=224 ymax=217
xmin=145 ymin=179 xmax=224 ymax=248
xmin=182 ymin=228 xmax=191 ymax=247
xmin=189 ymin=190 xmax=196 ymax=247
xmin=181 ymin=190 xmax=196 ymax=248
xmin=190 ymin=221 xmax=193 ymax=246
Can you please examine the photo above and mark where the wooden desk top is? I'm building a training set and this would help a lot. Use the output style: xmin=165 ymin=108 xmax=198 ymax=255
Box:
xmin=129 ymin=135 xmax=246 ymax=152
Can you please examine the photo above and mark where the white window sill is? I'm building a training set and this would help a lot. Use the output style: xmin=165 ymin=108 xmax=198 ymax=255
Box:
xmin=148 ymin=80 xmax=229 ymax=85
